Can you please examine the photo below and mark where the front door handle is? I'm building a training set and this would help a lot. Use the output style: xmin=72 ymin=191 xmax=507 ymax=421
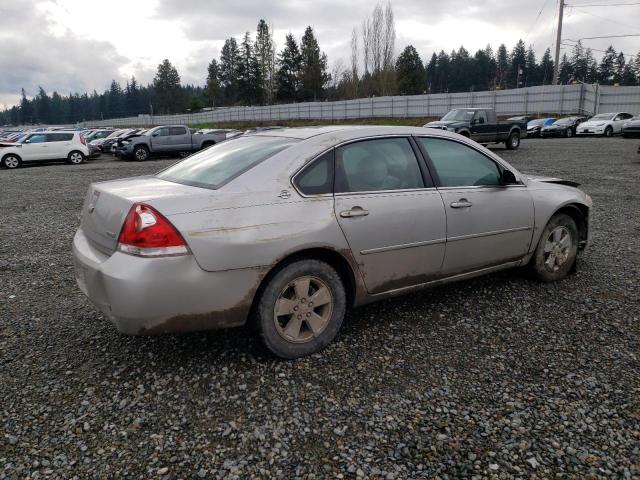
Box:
xmin=450 ymin=199 xmax=473 ymax=209
xmin=340 ymin=206 xmax=369 ymax=218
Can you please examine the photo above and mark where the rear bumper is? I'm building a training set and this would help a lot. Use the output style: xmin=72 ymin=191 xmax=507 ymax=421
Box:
xmin=72 ymin=229 xmax=264 ymax=334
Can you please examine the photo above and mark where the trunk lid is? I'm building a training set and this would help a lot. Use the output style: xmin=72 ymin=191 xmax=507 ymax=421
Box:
xmin=80 ymin=176 xmax=212 ymax=253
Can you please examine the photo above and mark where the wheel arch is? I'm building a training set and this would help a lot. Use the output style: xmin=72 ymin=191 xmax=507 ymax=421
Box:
xmin=2 ymin=151 xmax=22 ymax=162
xmin=550 ymin=202 xmax=589 ymax=250
xmin=457 ymin=129 xmax=471 ymax=138
xmin=249 ymin=247 xmax=359 ymax=322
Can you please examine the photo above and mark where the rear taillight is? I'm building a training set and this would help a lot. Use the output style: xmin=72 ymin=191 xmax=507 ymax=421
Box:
xmin=80 ymin=134 xmax=86 ymax=145
xmin=117 ymin=203 xmax=189 ymax=257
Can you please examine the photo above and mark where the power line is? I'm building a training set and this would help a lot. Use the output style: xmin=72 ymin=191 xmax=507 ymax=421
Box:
xmin=565 ymin=33 xmax=640 ymax=40
xmin=567 ymin=2 xmax=640 ymax=6
xmin=568 ymin=7 xmax=640 ymax=30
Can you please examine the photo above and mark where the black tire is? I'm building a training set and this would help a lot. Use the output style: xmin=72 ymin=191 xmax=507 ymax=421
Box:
xmin=505 ymin=131 xmax=520 ymax=150
xmin=133 ymin=145 xmax=149 ymax=161
xmin=67 ymin=150 xmax=86 ymax=165
xmin=458 ymin=131 xmax=470 ymax=138
xmin=528 ymin=213 xmax=579 ymax=282
xmin=200 ymin=141 xmax=215 ymax=150
xmin=256 ymin=259 xmax=346 ymax=359
xmin=565 ymin=128 xmax=573 ymax=138
xmin=2 ymin=154 xmax=22 ymax=169
xmin=604 ymin=126 xmax=613 ymax=137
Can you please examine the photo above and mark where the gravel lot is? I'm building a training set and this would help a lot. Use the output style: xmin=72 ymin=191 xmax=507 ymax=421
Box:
xmin=1 ymin=137 xmax=639 ymax=479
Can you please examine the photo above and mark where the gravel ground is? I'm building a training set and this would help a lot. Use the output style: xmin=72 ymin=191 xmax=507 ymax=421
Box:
xmin=1 ymin=137 xmax=639 ymax=479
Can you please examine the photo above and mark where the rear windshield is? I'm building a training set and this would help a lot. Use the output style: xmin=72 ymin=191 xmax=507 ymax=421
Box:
xmin=157 ymin=135 xmax=299 ymax=189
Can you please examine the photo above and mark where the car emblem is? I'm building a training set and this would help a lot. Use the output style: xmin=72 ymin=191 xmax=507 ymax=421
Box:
xmin=278 ymin=190 xmax=291 ymax=199
xmin=88 ymin=191 xmax=100 ymax=213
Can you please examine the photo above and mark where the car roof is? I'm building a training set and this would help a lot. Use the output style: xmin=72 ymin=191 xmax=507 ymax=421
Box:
xmin=252 ymin=125 xmax=439 ymax=141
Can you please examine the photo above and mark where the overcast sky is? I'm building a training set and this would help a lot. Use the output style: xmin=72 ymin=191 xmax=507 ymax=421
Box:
xmin=1 ymin=0 xmax=639 ymax=107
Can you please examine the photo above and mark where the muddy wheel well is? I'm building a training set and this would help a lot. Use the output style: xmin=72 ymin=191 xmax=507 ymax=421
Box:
xmin=554 ymin=203 xmax=589 ymax=248
xmin=248 ymin=248 xmax=357 ymax=324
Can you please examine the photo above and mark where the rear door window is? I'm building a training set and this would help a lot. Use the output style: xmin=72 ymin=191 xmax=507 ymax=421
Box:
xmin=169 ymin=127 xmax=187 ymax=135
xmin=46 ymin=133 xmax=73 ymax=142
xmin=335 ymin=138 xmax=425 ymax=193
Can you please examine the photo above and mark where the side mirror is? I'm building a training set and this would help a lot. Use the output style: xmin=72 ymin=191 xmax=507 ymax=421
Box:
xmin=500 ymin=169 xmax=518 ymax=185
xmin=152 ymin=131 xmax=159 ymax=137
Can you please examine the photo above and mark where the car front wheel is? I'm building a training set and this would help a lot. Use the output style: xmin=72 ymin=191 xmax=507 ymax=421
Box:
xmin=529 ymin=213 xmax=579 ymax=282
xmin=256 ymin=259 xmax=346 ymax=359
xmin=133 ymin=145 xmax=149 ymax=161
xmin=565 ymin=128 xmax=573 ymax=138
xmin=604 ymin=126 xmax=613 ymax=137
xmin=2 ymin=154 xmax=21 ymax=169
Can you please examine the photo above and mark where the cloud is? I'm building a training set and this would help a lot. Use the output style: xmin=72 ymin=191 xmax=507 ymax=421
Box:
xmin=0 ymin=0 xmax=128 ymax=107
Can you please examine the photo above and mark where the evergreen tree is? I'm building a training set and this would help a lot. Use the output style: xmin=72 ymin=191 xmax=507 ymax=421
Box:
xmin=275 ymin=33 xmax=302 ymax=102
xmin=395 ymin=45 xmax=425 ymax=95
xmin=598 ymin=46 xmax=617 ymax=84
xmin=449 ymin=46 xmax=472 ymax=92
xmin=219 ymin=37 xmax=240 ymax=105
xmin=237 ymin=32 xmax=263 ymax=105
xmin=299 ymin=26 xmax=329 ymax=101
xmin=425 ymin=52 xmax=437 ymax=93
xmin=558 ymin=54 xmax=572 ymax=84
xmin=496 ymin=44 xmax=509 ymax=89
xmin=255 ymin=20 xmax=275 ymax=103
xmin=35 ymin=87 xmax=51 ymax=124
xmin=19 ymin=89 xmax=33 ymax=124
xmin=107 ymin=80 xmax=125 ymax=117
xmin=435 ymin=50 xmax=450 ymax=93
xmin=539 ymin=48 xmax=554 ymax=85
xmin=525 ymin=46 xmax=537 ymax=86
xmin=205 ymin=59 xmax=221 ymax=107
xmin=125 ymin=76 xmax=141 ymax=115
xmin=614 ymin=52 xmax=626 ymax=84
xmin=509 ymin=40 xmax=526 ymax=88
xmin=153 ymin=59 xmax=182 ymax=113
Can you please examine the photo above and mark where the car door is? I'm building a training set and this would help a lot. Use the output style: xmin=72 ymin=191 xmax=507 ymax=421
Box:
xmin=168 ymin=126 xmax=191 ymax=151
xmin=333 ymin=137 xmax=447 ymax=294
xmin=613 ymin=113 xmax=632 ymax=133
xmin=45 ymin=133 xmax=71 ymax=158
xmin=150 ymin=127 xmax=170 ymax=152
xmin=416 ymin=136 xmax=534 ymax=275
xmin=21 ymin=133 xmax=48 ymax=160
xmin=470 ymin=110 xmax=491 ymax=142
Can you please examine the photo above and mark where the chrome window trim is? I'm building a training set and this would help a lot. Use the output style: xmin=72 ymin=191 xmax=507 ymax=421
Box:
xmin=334 ymin=187 xmax=438 ymax=197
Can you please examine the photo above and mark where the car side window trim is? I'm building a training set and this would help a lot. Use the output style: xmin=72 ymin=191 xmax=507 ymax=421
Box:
xmin=414 ymin=135 xmax=524 ymax=189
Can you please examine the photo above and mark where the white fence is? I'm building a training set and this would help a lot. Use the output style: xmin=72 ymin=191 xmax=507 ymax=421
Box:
xmin=81 ymin=84 xmax=640 ymax=128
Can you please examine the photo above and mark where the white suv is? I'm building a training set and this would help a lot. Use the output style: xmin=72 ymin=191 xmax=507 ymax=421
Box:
xmin=0 ymin=131 xmax=90 ymax=169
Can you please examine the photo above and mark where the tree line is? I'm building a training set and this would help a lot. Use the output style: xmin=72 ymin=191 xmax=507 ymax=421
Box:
xmin=2 ymin=2 xmax=640 ymax=126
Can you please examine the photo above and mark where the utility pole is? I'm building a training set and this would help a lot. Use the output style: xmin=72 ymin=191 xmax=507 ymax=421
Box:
xmin=553 ymin=0 xmax=565 ymax=85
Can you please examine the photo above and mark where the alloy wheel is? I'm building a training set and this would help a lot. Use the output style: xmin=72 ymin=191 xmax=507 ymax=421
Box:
xmin=4 ymin=156 xmax=19 ymax=168
xmin=543 ymin=226 xmax=572 ymax=272
xmin=70 ymin=152 xmax=83 ymax=164
xmin=273 ymin=275 xmax=334 ymax=344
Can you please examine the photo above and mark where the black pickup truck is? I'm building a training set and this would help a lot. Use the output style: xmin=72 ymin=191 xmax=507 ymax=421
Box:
xmin=424 ymin=108 xmax=526 ymax=150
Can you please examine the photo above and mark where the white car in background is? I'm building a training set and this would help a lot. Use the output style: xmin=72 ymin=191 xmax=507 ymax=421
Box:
xmin=0 ymin=131 xmax=90 ymax=169
xmin=576 ymin=112 xmax=635 ymax=137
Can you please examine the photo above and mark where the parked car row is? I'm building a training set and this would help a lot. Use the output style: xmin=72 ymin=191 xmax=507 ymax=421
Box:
xmin=0 ymin=130 xmax=90 ymax=169
xmin=523 ymin=112 xmax=636 ymax=139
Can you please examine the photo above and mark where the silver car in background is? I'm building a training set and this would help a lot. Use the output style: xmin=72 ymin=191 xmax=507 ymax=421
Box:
xmin=72 ymin=126 xmax=592 ymax=358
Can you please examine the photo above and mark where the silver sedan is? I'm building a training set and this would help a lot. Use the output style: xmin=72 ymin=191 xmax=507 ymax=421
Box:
xmin=73 ymin=126 xmax=592 ymax=358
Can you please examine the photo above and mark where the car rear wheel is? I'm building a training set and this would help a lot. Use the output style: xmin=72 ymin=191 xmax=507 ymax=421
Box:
xmin=529 ymin=213 xmax=578 ymax=282
xmin=256 ymin=259 xmax=346 ymax=359
xmin=133 ymin=145 xmax=149 ymax=161
xmin=505 ymin=132 xmax=520 ymax=150
xmin=2 ymin=154 xmax=21 ymax=169
xmin=604 ymin=126 xmax=613 ymax=137
xmin=67 ymin=151 xmax=86 ymax=164
xmin=565 ymin=128 xmax=573 ymax=138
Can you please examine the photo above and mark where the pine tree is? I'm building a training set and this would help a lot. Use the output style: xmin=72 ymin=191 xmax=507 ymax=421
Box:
xmin=219 ymin=37 xmax=240 ymax=105
xmin=614 ymin=52 xmax=626 ymax=85
xmin=205 ymin=59 xmax=221 ymax=107
xmin=299 ymin=26 xmax=329 ymax=101
xmin=435 ymin=50 xmax=450 ymax=93
xmin=509 ymin=40 xmax=526 ymax=88
xmin=125 ymin=77 xmax=141 ymax=115
xmin=425 ymin=53 xmax=437 ymax=93
xmin=153 ymin=59 xmax=182 ymax=113
xmin=19 ymin=89 xmax=33 ymax=124
xmin=237 ymin=32 xmax=263 ymax=105
xmin=539 ymin=48 xmax=554 ymax=85
xmin=275 ymin=33 xmax=302 ymax=102
xmin=255 ymin=20 xmax=275 ymax=104
xmin=496 ymin=44 xmax=509 ymax=89
xmin=35 ymin=87 xmax=51 ymax=124
xmin=525 ymin=46 xmax=537 ymax=86
xmin=395 ymin=45 xmax=425 ymax=95
xmin=558 ymin=54 xmax=572 ymax=84
xmin=598 ymin=46 xmax=617 ymax=84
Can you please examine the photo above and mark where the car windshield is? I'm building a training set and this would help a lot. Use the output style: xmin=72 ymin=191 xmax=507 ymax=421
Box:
xmin=554 ymin=118 xmax=574 ymax=125
xmin=441 ymin=110 xmax=476 ymax=121
xmin=158 ymin=135 xmax=299 ymax=189
xmin=590 ymin=114 xmax=614 ymax=121
xmin=528 ymin=119 xmax=545 ymax=127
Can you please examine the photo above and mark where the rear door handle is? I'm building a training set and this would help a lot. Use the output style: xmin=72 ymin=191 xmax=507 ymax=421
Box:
xmin=450 ymin=199 xmax=473 ymax=209
xmin=340 ymin=206 xmax=369 ymax=218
